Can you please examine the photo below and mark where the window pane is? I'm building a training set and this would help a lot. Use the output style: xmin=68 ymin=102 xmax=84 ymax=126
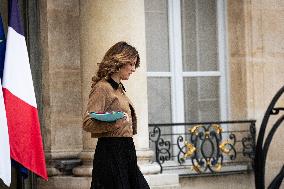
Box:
xmin=183 ymin=77 xmax=220 ymax=122
xmin=147 ymin=77 xmax=172 ymax=123
xmin=145 ymin=0 xmax=170 ymax=72
xmin=148 ymin=77 xmax=173 ymax=160
xmin=181 ymin=0 xmax=218 ymax=71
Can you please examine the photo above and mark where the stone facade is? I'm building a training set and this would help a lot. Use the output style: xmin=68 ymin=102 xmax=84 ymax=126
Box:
xmin=39 ymin=0 xmax=83 ymax=176
xmin=0 ymin=0 xmax=283 ymax=189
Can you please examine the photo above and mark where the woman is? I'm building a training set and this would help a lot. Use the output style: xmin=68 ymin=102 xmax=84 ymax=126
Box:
xmin=82 ymin=41 xmax=150 ymax=189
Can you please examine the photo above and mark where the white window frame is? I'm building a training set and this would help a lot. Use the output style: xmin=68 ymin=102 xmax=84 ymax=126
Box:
xmin=147 ymin=0 xmax=229 ymax=158
xmin=168 ymin=0 xmax=229 ymax=123
xmin=147 ymin=0 xmax=229 ymax=121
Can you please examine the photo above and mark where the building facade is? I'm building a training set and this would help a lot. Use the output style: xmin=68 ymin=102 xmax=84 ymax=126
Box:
xmin=0 ymin=0 xmax=283 ymax=189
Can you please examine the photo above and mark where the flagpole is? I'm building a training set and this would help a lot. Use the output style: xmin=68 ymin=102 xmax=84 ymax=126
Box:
xmin=16 ymin=170 xmax=25 ymax=189
xmin=31 ymin=172 xmax=37 ymax=189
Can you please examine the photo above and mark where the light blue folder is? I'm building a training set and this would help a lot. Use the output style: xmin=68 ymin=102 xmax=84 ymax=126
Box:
xmin=89 ymin=111 xmax=124 ymax=122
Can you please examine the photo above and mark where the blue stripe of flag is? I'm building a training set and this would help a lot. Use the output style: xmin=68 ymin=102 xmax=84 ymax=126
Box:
xmin=0 ymin=15 xmax=5 ymax=80
xmin=8 ymin=0 xmax=24 ymax=35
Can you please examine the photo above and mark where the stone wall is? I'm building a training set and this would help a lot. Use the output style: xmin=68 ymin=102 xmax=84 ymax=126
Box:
xmin=227 ymin=0 xmax=284 ymax=188
xmin=244 ymin=0 xmax=284 ymax=187
xmin=180 ymin=174 xmax=254 ymax=189
xmin=179 ymin=0 xmax=284 ymax=188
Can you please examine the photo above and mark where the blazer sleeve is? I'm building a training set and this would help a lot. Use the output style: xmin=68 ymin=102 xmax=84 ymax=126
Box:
xmin=82 ymin=86 xmax=117 ymax=133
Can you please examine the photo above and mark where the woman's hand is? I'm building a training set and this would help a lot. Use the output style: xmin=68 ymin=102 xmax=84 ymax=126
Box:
xmin=114 ymin=112 xmax=129 ymax=128
xmin=123 ymin=112 xmax=129 ymax=122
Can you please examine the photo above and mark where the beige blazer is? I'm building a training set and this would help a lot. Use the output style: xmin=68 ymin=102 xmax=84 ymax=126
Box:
xmin=82 ymin=79 xmax=137 ymax=138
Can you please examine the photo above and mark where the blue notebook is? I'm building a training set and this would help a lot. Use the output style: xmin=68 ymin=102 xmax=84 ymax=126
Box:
xmin=89 ymin=111 xmax=124 ymax=122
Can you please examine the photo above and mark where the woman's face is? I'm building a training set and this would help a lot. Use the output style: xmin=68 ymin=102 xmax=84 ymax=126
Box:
xmin=118 ymin=57 xmax=137 ymax=80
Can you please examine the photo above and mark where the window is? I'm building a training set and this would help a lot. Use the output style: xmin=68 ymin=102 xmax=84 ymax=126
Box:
xmin=145 ymin=0 xmax=228 ymax=161
xmin=145 ymin=0 xmax=228 ymax=125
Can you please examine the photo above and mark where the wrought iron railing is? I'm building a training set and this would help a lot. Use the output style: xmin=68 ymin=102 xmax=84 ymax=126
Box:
xmin=149 ymin=120 xmax=256 ymax=176
xmin=254 ymin=85 xmax=284 ymax=189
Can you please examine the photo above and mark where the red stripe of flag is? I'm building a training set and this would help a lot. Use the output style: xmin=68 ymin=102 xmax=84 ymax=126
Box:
xmin=3 ymin=88 xmax=47 ymax=180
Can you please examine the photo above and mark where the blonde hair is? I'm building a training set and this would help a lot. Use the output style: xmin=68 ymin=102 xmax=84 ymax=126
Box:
xmin=91 ymin=41 xmax=140 ymax=87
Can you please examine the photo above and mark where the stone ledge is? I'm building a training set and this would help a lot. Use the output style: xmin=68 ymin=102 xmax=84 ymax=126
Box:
xmin=139 ymin=162 xmax=160 ymax=175
xmin=38 ymin=176 xmax=91 ymax=189
xmin=38 ymin=174 xmax=181 ymax=189
xmin=150 ymin=185 xmax=182 ymax=189
xmin=144 ymin=173 xmax=181 ymax=188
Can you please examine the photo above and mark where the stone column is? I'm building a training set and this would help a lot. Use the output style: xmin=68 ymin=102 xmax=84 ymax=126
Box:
xmin=73 ymin=1 xmax=180 ymax=188
xmin=39 ymin=0 xmax=83 ymax=177
xmin=73 ymin=0 xmax=160 ymax=176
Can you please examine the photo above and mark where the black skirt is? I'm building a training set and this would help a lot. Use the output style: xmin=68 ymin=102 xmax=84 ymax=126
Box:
xmin=90 ymin=137 xmax=150 ymax=189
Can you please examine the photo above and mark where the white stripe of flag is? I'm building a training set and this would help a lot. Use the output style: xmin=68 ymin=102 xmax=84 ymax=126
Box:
xmin=0 ymin=78 xmax=11 ymax=186
xmin=2 ymin=27 xmax=37 ymax=107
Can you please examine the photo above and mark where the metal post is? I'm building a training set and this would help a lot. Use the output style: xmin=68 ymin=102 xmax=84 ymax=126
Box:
xmin=16 ymin=170 xmax=25 ymax=189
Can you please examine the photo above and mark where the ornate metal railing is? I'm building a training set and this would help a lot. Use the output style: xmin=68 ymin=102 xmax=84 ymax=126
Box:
xmin=254 ymin=85 xmax=284 ymax=189
xmin=149 ymin=120 xmax=256 ymax=175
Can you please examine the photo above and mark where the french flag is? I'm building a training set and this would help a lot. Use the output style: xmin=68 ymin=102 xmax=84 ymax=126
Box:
xmin=1 ymin=0 xmax=47 ymax=181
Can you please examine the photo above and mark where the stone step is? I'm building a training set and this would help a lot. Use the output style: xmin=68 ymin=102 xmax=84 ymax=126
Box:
xmin=38 ymin=174 xmax=181 ymax=189
xmin=145 ymin=173 xmax=181 ymax=189
xmin=150 ymin=185 xmax=182 ymax=189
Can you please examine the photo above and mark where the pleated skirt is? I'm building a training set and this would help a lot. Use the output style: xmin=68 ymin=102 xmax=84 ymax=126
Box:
xmin=90 ymin=137 xmax=150 ymax=189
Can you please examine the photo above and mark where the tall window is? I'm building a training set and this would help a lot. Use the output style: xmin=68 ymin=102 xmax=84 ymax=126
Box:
xmin=145 ymin=0 xmax=228 ymax=125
